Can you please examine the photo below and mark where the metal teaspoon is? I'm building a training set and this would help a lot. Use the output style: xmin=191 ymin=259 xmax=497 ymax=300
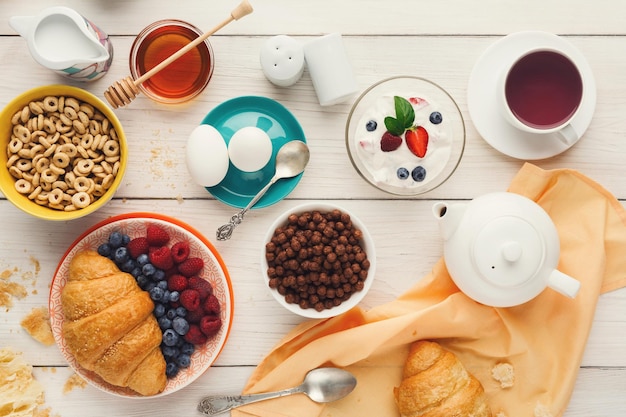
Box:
xmin=197 ymin=367 xmax=357 ymax=416
xmin=216 ymin=140 xmax=310 ymax=241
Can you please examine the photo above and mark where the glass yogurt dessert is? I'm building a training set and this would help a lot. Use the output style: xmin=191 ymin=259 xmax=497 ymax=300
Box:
xmin=346 ymin=77 xmax=465 ymax=195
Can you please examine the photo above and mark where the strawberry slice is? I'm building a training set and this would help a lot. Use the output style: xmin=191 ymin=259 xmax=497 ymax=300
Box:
xmin=405 ymin=126 xmax=429 ymax=158
xmin=380 ymin=131 xmax=402 ymax=152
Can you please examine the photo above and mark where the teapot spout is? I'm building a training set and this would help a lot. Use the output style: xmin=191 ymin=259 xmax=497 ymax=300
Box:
xmin=433 ymin=201 xmax=465 ymax=241
xmin=547 ymin=269 xmax=581 ymax=298
xmin=9 ymin=15 xmax=35 ymax=38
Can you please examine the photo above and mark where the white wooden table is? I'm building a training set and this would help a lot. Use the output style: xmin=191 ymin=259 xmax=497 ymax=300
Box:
xmin=1 ymin=1 xmax=625 ymax=416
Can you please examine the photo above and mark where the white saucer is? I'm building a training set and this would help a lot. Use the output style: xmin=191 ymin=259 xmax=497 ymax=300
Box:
xmin=467 ymin=31 xmax=596 ymax=160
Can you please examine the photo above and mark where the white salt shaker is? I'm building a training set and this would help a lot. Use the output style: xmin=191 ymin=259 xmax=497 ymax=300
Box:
xmin=303 ymin=33 xmax=358 ymax=106
xmin=260 ymin=35 xmax=305 ymax=87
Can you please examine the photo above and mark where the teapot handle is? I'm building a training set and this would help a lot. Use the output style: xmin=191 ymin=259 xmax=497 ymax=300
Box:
xmin=547 ymin=270 xmax=581 ymax=298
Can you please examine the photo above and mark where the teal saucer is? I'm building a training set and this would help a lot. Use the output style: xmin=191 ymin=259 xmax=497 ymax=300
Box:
xmin=201 ymin=96 xmax=307 ymax=209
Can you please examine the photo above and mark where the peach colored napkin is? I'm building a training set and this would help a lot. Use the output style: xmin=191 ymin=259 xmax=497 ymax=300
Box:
xmin=232 ymin=163 xmax=626 ymax=417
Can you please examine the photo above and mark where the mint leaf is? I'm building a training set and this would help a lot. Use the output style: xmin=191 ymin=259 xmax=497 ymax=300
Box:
xmin=394 ymin=96 xmax=415 ymax=129
xmin=384 ymin=116 xmax=404 ymax=136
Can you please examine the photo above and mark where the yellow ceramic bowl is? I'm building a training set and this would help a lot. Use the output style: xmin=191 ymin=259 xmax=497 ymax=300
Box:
xmin=0 ymin=85 xmax=127 ymax=220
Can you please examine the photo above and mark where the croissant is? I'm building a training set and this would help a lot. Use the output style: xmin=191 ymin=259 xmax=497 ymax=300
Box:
xmin=61 ymin=250 xmax=167 ymax=396
xmin=393 ymin=340 xmax=492 ymax=417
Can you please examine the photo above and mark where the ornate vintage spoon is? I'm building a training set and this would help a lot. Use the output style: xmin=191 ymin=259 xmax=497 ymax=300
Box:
xmin=216 ymin=140 xmax=310 ymax=241
xmin=197 ymin=367 xmax=357 ymax=416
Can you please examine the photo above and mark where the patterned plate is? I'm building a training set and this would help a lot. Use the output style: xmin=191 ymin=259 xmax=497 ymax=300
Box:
xmin=49 ymin=212 xmax=233 ymax=398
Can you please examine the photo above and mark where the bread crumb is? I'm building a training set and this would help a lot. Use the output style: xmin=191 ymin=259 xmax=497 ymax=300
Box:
xmin=0 ymin=347 xmax=46 ymax=416
xmin=63 ymin=373 xmax=87 ymax=393
xmin=534 ymin=402 xmax=554 ymax=417
xmin=21 ymin=307 xmax=55 ymax=346
xmin=491 ymin=362 xmax=515 ymax=388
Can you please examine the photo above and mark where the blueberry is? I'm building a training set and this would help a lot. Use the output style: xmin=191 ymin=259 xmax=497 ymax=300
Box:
xmin=397 ymin=167 xmax=410 ymax=180
xmin=150 ymin=286 xmax=165 ymax=302
xmin=154 ymin=303 xmax=166 ymax=318
xmin=162 ymin=329 xmax=179 ymax=346
xmin=108 ymin=231 xmax=124 ymax=248
xmin=114 ymin=247 xmax=129 ymax=264
xmin=120 ymin=259 xmax=136 ymax=273
xmin=180 ymin=342 xmax=195 ymax=356
xmin=122 ymin=234 xmax=131 ymax=246
xmin=161 ymin=345 xmax=178 ymax=360
xmin=157 ymin=280 xmax=168 ymax=290
xmin=166 ymin=308 xmax=178 ymax=320
xmin=176 ymin=353 xmax=191 ymax=368
xmin=172 ymin=317 xmax=189 ymax=336
xmin=158 ymin=316 xmax=172 ymax=330
xmin=153 ymin=269 xmax=166 ymax=281
xmin=142 ymin=263 xmax=156 ymax=277
xmin=136 ymin=275 xmax=150 ymax=289
xmin=136 ymin=253 xmax=149 ymax=266
xmin=365 ymin=120 xmax=377 ymax=132
xmin=165 ymin=361 xmax=179 ymax=378
xmin=411 ymin=166 xmax=427 ymax=182
xmin=429 ymin=111 xmax=443 ymax=124
xmin=169 ymin=291 xmax=180 ymax=303
xmin=97 ymin=243 xmax=112 ymax=257
xmin=130 ymin=267 xmax=142 ymax=278
xmin=175 ymin=306 xmax=187 ymax=317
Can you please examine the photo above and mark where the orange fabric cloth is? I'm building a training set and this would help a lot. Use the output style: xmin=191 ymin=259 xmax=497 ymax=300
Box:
xmin=232 ymin=163 xmax=626 ymax=417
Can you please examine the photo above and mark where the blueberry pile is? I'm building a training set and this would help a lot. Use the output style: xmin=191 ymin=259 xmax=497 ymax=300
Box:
xmin=97 ymin=231 xmax=193 ymax=379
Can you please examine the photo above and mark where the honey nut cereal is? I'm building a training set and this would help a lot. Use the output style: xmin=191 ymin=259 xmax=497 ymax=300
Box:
xmin=5 ymin=95 xmax=121 ymax=211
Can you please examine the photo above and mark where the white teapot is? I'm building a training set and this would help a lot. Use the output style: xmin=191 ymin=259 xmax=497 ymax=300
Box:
xmin=433 ymin=192 xmax=580 ymax=307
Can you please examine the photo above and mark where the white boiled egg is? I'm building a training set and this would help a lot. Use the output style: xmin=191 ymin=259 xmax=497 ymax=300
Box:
xmin=227 ymin=126 xmax=273 ymax=172
xmin=185 ymin=124 xmax=229 ymax=187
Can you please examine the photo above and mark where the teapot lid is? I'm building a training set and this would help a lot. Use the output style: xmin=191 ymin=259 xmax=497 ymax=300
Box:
xmin=472 ymin=216 xmax=545 ymax=288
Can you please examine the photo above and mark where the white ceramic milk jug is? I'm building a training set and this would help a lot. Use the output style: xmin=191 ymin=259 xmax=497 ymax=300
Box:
xmin=10 ymin=6 xmax=113 ymax=81
xmin=433 ymin=192 xmax=581 ymax=307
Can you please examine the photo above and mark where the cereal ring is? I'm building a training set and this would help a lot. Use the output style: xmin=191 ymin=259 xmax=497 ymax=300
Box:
xmin=36 ymin=190 xmax=49 ymax=201
xmin=43 ymin=118 xmax=57 ymax=134
xmin=89 ymin=120 xmax=101 ymax=136
xmin=55 ymin=120 xmax=71 ymax=133
xmin=29 ymin=101 xmax=44 ymax=115
xmin=43 ymin=96 xmax=59 ymax=112
xmin=80 ymin=134 xmax=94 ymax=149
xmin=102 ymin=173 xmax=115 ymax=189
xmin=11 ymin=109 xmax=21 ymax=125
xmin=59 ymin=143 xmax=78 ymax=158
xmin=52 ymin=180 xmax=69 ymax=192
xmin=112 ymin=161 xmax=120 ymax=176
xmin=48 ymin=188 xmax=64 ymax=205
xmin=64 ymin=204 xmax=77 ymax=212
xmin=8 ymin=166 xmax=23 ymax=179
xmin=93 ymin=184 xmax=105 ymax=197
xmin=100 ymin=160 xmax=112 ymax=174
xmin=65 ymin=97 xmax=80 ymax=111
xmin=75 ymin=159 xmax=94 ymax=175
xmin=78 ymin=111 xmax=90 ymax=126
xmin=40 ymin=168 xmax=58 ymax=183
xmin=74 ymin=176 xmax=92 ymax=192
xmin=64 ymin=171 xmax=76 ymax=188
xmin=13 ymin=125 xmax=31 ymax=142
xmin=51 ymin=152 xmax=70 ymax=168
xmin=64 ymin=106 xmax=78 ymax=120
xmin=102 ymin=140 xmax=119 ymax=157
xmin=58 ymin=96 xmax=65 ymax=112
xmin=6 ymin=154 xmax=20 ymax=168
xmin=79 ymin=104 xmax=94 ymax=118
xmin=40 ymin=182 xmax=52 ymax=192
xmin=16 ymin=159 xmax=32 ymax=172
xmin=20 ymin=106 xmax=30 ymax=123
xmin=34 ymin=156 xmax=50 ymax=172
xmin=21 ymin=171 xmax=33 ymax=183
xmin=27 ymin=185 xmax=42 ymax=200
xmin=8 ymin=137 xmax=23 ymax=153
xmin=49 ymin=163 xmax=65 ymax=177
xmin=101 ymin=118 xmax=110 ymax=134
xmin=17 ymin=148 xmax=32 ymax=159
xmin=43 ymin=144 xmax=57 ymax=157
xmin=32 ymin=171 xmax=40 ymax=186
xmin=14 ymin=179 xmax=33 ymax=194
xmin=71 ymin=192 xmax=91 ymax=209
xmin=91 ymin=164 xmax=104 ymax=174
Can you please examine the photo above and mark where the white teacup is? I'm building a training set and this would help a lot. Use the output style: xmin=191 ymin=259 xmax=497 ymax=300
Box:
xmin=497 ymin=47 xmax=585 ymax=145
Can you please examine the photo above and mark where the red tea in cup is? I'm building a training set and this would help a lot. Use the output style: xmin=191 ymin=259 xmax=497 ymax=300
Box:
xmin=505 ymin=50 xmax=583 ymax=130
xmin=130 ymin=20 xmax=214 ymax=104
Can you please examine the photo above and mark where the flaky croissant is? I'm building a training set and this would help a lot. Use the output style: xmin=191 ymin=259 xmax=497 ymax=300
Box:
xmin=393 ymin=340 xmax=492 ymax=417
xmin=61 ymin=251 xmax=166 ymax=396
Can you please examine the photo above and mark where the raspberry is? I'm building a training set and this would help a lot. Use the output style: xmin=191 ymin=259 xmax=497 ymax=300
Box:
xmin=171 ymin=241 xmax=190 ymax=264
xmin=180 ymin=289 xmax=201 ymax=311
xmin=149 ymin=246 xmax=174 ymax=270
xmin=167 ymin=274 xmax=188 ymax=292
xmin=127 ymin=237 xmax=149 ymax=259
xmin=202 ymin=294 xmax=221 ymax=315
xmin=199 ymin=315 xmax=222 ymax=337
xmin=185 ymin=308 xmax=204 ymax=324
xmin=184 ymin=324 xmax=207 ymax=345
xmin=188 ymin=276 xmax=213 ymax=300
xmin=146 ymin=225 xmax=170 ymax=247
xmin=177 ymin=257 xmax=204 ymax=277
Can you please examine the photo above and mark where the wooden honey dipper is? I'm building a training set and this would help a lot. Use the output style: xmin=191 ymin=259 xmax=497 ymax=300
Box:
xmin=104 ymin=0 xmax=253 ymax=108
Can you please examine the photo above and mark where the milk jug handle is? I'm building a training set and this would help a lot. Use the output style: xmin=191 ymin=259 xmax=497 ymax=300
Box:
xmin=547 ymin=269 xmax=581 ymax=298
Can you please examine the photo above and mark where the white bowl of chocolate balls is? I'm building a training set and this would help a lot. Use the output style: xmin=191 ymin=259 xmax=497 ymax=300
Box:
xmin=262 ymin=202 xmax=376 ymax=318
